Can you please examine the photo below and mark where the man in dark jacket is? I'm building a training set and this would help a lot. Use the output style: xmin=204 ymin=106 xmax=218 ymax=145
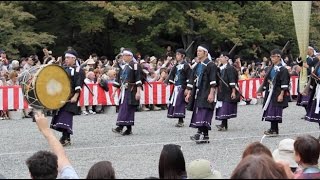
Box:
xmin=112 ymin=49 xmax=143 ymax=135
xmin=50 ymin=49 xmax=85 ymax=146
xmin=185 ymin=44 xmax=219 ymax=143
xmin=167 ymin=48 xmax=191 ymax=127
xmin=258 ymin=49 xmax=290 ymax=136
xmin=215 ymin=52 xmax=239 ymax=131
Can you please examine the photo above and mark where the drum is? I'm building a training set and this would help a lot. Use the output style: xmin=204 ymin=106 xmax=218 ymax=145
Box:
xmin=20 ymin=64 xmax=71 ymax=110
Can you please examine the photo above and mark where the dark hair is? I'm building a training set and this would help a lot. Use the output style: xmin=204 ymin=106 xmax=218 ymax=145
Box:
xmin=241 ymin=67 xmax=248 ymax=74
xmin=26 ymin=151 xmax=58 ymax=179
xmin=270 ymin=49 xmax=282 ymax=56
xmin=86 ymin=161 xmax=115 ymax=179
xmin=231 ymin=154 xmax=288 ymax=179
xmin=220 ymin=51 xmax=230 ymax=58
xmin=234 ymin=55 xmax=240 ymax=60
xmin=158 ymin=144 xmax=186 ymax=179
xmin=294 ymin=135 xmax=320 ymax=165
xmin=242 ymin=142 xmax=273 ymax=159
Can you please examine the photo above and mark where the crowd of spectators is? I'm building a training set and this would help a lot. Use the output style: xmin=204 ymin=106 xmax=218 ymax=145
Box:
xmin=0 ymin=45 xmax=302 ymax=118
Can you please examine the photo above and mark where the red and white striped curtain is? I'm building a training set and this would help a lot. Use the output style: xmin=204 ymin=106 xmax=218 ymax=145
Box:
xmin=0 ymin=76 xmax=299 ymax=110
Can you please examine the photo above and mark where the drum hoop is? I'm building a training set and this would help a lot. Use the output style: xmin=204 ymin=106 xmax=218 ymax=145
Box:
xmin=20 ymin=66 xmax=40 ymax=107
xmin=34 ymin=64 xmax=72 ymax=109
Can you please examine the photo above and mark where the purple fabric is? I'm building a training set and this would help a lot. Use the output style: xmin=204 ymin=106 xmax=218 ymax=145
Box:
xmin=167 ymin=88 xmax=186 ymax=118
xmin=116 ymin=91 xmax=135 ymax=126
xmin=262 ymin=103 xmax=283 ymax=123
xmin=189 ymin=101 xmax=214 ymax=130
xmin=305 ymin=99 xmax=320 ymax=122
xmin=50 ymin=109 xmax=74 ymax=134
xmin=215 ymin=102 xmax=237 ymax=120
xmin=296 ymin=93 xmax=309 ymax=107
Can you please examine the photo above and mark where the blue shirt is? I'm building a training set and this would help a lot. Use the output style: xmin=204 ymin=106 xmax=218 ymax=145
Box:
xmin=195 ymin=63 xmax=204 ymax=87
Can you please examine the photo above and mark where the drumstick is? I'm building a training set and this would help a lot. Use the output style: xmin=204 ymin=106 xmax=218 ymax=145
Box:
xmin=61 ymin=100 xmax=71 ymax=104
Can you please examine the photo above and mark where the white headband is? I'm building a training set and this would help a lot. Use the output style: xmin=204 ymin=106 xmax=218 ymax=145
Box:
xmin=197 ymin=46 xmax=208 ymax=52
xmin=122 ymin=50 xmax=133 ymax=56
xmin=197 ymin=46 xmax=212 ymax=61
xmin=65 ymin=53 xmax=76 ymax=58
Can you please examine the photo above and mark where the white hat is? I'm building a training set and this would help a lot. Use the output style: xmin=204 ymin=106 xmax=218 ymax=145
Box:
xmin=272 ymin=138 xmax=298 ymax=168
xmin=11 ymin=60 xmax=19 ymax=68
xmin=150 ymin=56 xmax=157 ymax=62
xmin=187 ymin=159 xmax=222 ymax=179
xmin=87 ymin=58 xmax=95 ymax=65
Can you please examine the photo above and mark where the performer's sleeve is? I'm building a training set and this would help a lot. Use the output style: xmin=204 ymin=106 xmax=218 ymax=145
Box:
xmin=134 ymin=63 xmax=143 ymax=87
xmin=280 ymin=68 xmax=290 ymax=90
xmin=307 ymin=57 xmax=313 ymax=67
xmin=168 ymin=66 xmax=176 ymax=84
xmin=75 ymin=69 xmax=85 ymax=93
xmin=113 ymin=69 xmax=121 ymax=88
xmin=208 ymin=64 xmax=218 ymax=88
xmin=311 ymin=57 xmax=319 ymax=68
xmin=227 ymin=67 xmax=236 ymax=88
xmin=186 ymin=66 xmax=195 ymax=91
xmin=184 ymin=64 xmax=192 ymax=84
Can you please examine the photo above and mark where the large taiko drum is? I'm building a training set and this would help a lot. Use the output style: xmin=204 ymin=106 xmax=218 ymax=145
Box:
xmin=20 ymin=64 xmax=72 ymax=110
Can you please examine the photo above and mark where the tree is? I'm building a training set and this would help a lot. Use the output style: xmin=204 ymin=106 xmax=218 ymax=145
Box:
xmin=0 ymin=2 xmax=56 ymax=59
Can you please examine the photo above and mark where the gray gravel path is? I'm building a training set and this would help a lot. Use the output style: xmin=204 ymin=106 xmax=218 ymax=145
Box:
xmin=0 ymin=102 xmax=318 ymax=179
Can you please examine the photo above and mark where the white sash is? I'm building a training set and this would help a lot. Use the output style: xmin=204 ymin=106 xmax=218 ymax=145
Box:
xmin=314 ymin=84 xmax=320 ymax=114
xmin=170 ymin=86 xmax=181 ymax=106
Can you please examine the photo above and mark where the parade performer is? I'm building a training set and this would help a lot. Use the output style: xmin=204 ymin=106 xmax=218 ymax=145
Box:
xmin=167 ymin=48 xmax=191 ymax=127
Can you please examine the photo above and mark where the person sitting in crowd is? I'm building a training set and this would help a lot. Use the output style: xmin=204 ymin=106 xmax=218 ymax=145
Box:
xmin=158 ymin=144 xmax=187 ymax=179
xmin=86 ymin=161 xmax=116 ymax=179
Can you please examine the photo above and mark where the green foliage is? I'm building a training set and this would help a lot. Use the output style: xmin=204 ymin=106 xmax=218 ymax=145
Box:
xmin=0 ymin=1 xmax=319 ymax=61
xmin=0 ymin=2 xmax=56 ymax=58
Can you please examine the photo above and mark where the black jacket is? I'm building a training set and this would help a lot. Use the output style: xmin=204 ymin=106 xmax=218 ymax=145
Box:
xmin=217 ymin=63 xmax=239 ymax=103
xmin=62 ymin=65 xmax=85 ymax=114
xmin=113 ymin=60 xmax=143 ymax=106
xmin=261 ymin=64 xmax=290 ymax=108
xmin=168 ymin=60 xmax=191 ymax=89
xmin=186 ymin=58 xmax=219 ymax=110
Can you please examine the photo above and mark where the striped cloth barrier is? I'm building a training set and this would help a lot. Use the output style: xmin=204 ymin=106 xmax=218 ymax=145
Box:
xmin=0 ymin=76 xmax=299 ymax=110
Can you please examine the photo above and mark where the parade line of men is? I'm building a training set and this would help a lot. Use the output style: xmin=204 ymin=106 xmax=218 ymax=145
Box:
xmin=107 ymin=45 xmax=293 ymax=145
xmin=51 ymin=45 xmax=320 ymax=146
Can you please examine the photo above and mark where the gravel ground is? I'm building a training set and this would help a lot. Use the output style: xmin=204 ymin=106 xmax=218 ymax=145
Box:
xmin=0 ymin=102 xmax=318 ymax=179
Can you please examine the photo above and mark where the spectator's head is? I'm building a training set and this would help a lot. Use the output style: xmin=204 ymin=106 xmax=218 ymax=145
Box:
xmin=258 ymin=68 xmax=266 ymax=78
xmin=9 ymin=71 xmax=18 ymax=82
xmin=27 ymin=55 xmax=37 ymax=66
xmin=107 ymin=69 xmax=117 ymax=81
xmin=11 ymin=60 xmax=20 ymax=70
xmin=86 ymin=161 xmax=115 ymax=179
xmin=87 ymin=58 xmax=95 ymax=68
xmin=86 ymin=71 xmax=95 ymax=81
xmin=150 ymin=56 xmax=157 ymax=64
xmin=231 ymin=154 xmax=288 ymax=179
xmin=273 ymin=138 xmax=298 ymax=173
xmin=159 ymin=144 xmax=186 ymax=179
xmin=242 ymin=67 xmax=249 ymax=75
xmin=242 ymin=142 xmax=272 ymax=159
xmin=91 ymin=53 xmax=98 ymax=61
xmin=187 ymin=159 xmax=222 ymax=179
xmin=0 ymin=50 xmax=6 ymax=59
xmin=26 ymin=150 xmax=58 ymax=179
xmin=294 ymin=135 xmax=320 ymax=166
